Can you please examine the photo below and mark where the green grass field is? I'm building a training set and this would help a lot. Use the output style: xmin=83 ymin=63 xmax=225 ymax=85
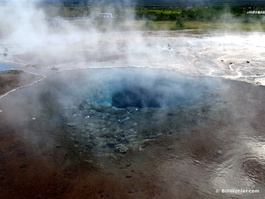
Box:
xmin=136 ymin=9 xmax=182 ymax=14
xmin=134 ymin=7 xmax=265 ymax=31
xmin=135 ymin=20 xmax=265 ymax=31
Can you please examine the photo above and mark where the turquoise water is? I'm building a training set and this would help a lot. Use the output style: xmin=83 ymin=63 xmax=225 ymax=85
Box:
xmin=0 ymin=62 xmax=18 ymax=71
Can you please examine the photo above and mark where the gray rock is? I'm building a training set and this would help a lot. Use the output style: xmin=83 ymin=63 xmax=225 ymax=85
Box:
xmin=90 ymin=103 xmax=111 ymax=112
xmin=117 ymin=144 xmax=128 ymax=154
xmin=67 ymin=122 xmax=77 ymax=127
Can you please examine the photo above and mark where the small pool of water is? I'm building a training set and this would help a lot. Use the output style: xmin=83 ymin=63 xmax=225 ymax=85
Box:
xmin=0 ymin=61 xmax=18 ymax=71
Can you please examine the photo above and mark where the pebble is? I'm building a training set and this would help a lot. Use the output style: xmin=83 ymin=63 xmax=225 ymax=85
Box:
xmin=117 ymin=144 xmax=128 ymax=154
xmin=128 ymin=129 xmax=136 ymax=135
xmin=90 ymin=103 xmax=111 ymax=112
xmin=217 ymin=150 xmax=223 ymax=155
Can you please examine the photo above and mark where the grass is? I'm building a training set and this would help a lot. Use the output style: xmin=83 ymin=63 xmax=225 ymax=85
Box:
xmin=136 ymin=9 xmax=182 ymax=14
xmin=134 ymin=7 xmax=265 ymax=31
xmin=185 ymin=21 xmax=265 ymax=31
xmin=135 ymin=20 xmax=265 ymax=31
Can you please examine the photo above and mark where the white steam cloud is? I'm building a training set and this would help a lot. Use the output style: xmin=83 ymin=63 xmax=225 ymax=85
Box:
xmin=0 ymin=0 xmax=165 ymax=68
xmin=1 ymin=0 xmax=265 ymax=85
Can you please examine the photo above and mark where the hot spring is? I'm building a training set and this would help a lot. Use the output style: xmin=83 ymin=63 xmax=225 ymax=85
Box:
xmin=1 ymin=67 xmax=265 ymax=199
xmin=0 ymin=67 xmax=222 ymax=157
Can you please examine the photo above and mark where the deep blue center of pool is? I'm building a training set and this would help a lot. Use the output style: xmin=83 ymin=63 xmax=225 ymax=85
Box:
xmin=83 ymin=68 xmax=218 ymax=109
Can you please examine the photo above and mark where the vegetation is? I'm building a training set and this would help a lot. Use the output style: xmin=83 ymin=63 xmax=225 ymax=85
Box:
xmin=174 ymin=17 xmax=185 ymax=30
xmin=134 ymin=20 xmax=265 ymax=32
xmin=136 ymin=6 xmax=265 ymax=31
xmin=40 ymin=1 xmax=265 ymax=32
xmin=136 ymin=6 xmax=265 ymax=22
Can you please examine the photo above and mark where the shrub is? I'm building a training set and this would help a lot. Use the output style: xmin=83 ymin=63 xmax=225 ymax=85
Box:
xmin=175 ymin=17 xmax=185 ymax=29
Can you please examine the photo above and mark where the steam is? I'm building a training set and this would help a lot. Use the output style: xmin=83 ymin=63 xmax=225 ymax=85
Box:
xmin=0 ymin=1 xmax=48 ymax=49
xmin=0 ymin=0 xmax=162 ymax=68
xmin=1 ymin=0 xmax=263 ymax=85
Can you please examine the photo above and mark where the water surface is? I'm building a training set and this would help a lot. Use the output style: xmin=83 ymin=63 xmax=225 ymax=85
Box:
xmin=0 ymin=61 xmax=18 ymax=71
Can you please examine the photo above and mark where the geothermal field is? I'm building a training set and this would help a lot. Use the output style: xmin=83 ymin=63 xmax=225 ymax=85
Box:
xmin=0 ymin=1 xmax=265 ymax=199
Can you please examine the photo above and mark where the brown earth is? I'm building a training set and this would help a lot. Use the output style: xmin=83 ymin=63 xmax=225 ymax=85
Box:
xmin=0 ymin=70 xmax=44 ymax=96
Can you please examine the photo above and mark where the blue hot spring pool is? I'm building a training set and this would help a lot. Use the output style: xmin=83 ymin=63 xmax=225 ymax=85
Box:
xmin=0 ymin=61 xmax=18 ymax=71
